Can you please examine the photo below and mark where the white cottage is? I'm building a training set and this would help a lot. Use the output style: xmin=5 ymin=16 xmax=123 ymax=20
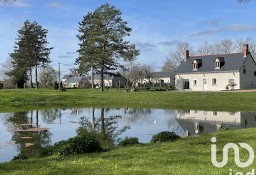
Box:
xmin=175 ymin=44 xmax=256 ymax=91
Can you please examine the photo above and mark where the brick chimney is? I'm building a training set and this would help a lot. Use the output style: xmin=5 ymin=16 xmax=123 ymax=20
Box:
xmin=243 ymin=44 xmax=249 ymax=58
xmin=184 ymin=50 xmax=189 ymax=61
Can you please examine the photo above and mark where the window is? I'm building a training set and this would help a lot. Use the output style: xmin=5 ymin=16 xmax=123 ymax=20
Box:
xmin=214 ymin=59 xmax=220 ymax=69
xmin=254 ymin=71 xmax=256 ymax=76
xmin=213 ymin=111 xmax=217 ymax=116
xmin=194 ymin=80 xmax=197 ymax=86
xmin=243 ymin=65 xmax=246 ymax=74
xmin=212 ymin=78 xmax=217 ymax=85
xmin=192 ymin=60 xmax=198 ymax=70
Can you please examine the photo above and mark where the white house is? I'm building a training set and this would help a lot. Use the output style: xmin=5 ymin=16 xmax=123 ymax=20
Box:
xmin=93 ymin=72 xmax=127 ymax=88
xmin=176 ymin=110 xmax=256 ymax=135
xmin=143 ymin=72 xmax=174 ymax=86
xmin=175 ymin=44 xmax=256 ymax=91
xmin=61 ymin=75 xmax=90 ymax=88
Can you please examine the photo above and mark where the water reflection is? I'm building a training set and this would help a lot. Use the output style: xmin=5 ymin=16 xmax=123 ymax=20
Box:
xmin=176 ymin=110 xmax=256 ymax=135
xmin=0 ymin=108 xmax=256 ymax=162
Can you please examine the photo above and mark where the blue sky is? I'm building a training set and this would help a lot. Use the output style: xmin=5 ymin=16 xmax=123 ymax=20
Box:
xmin=0 ymin=0 xmax=256 ymax=76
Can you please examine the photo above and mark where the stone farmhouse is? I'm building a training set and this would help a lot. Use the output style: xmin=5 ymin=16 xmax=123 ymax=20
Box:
xmin=175 ymin=44 xmax=256 ymax=91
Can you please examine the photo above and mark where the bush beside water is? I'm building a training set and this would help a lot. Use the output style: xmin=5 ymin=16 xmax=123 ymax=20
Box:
xmin=118 ymin=137 xmax=140 ymax=147
xmin=40 ymin=134 xmax=101 ymax=157
xmin=151 ymin=131 xmax=180 ymax=143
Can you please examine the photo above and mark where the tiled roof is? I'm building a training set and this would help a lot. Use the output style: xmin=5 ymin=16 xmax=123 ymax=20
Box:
xmin=176 ymin=53 xmax=247 ymax=74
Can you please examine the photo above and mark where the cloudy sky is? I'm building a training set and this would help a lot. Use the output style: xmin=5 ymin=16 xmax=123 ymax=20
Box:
xmin=0 ymin=0 xmax=256 ymax=76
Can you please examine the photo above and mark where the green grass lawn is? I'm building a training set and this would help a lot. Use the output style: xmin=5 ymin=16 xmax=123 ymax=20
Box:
xmin=0 ymin=88 xmax=256 ymax=112
xmin=1 ymin=88 xmax=256 ymax=174
xmin=1 ymin=128 xmax=256 ymax=175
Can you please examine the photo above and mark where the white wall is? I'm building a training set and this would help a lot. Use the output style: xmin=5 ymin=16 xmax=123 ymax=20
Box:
xmin=175 ymin=71 xmax=240 ymax=91
xmin=176 ymin=110 xmax=241 ymax=123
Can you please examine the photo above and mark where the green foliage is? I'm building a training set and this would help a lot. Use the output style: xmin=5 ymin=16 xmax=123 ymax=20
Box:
xmin=76 ymin=3 xmax=139 ymax=91
xmin=151 ymin=131 xmax=180 ymax=143
xmin=58 ymin=135 xmax=101 ymax=156
xmin=39 ymin=146 xmax=54 ymax=157
xmin=12 ymin=153 xmax=28 ymax=161
xmin=7 ymin=20 xmax=53 ymax=88
xmin=40 ymin=135 xmax=102 ymax=157
xmin=218 ymin=126 xmax=231 ymax=132
xmin=118 ymin=137 xmax=140 ymax=147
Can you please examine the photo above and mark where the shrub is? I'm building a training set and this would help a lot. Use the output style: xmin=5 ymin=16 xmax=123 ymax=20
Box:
xmin=58 ymin=135 xmax=101 ymax=156
xmin=39 ymin=146 xmax=54 ymax=157
xmin=151 ymin=131 xmax=180 ymax=143
xmin=12 ymin=153 xmax=28 ymax=161
xmin=118 ymin=137 xmax=140 ymax=147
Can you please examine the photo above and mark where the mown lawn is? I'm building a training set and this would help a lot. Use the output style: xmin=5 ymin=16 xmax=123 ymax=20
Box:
xmin=0 ymin=88 xmax=256 ymax=112
xmin=1 ymin=128 xmax=256 ymax=175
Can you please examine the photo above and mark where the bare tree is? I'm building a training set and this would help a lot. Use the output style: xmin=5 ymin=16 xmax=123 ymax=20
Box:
xmin=236 ymin=38 xmax=256 ymax=57
xmin=237 ymin=0 xmax=250 ymax=3
xmin=0 ymin=0 xmax=16 ymax=4
xmin=215 ymin=39 xmax=236 ymax=54
xmin=161 ymin=57 xmax=177 ymax=73
xmin=196 ymin=39 xmax=236 ymax=55
xmin=163 ymin=42 xmax=193 ymax=72
xmin=197 ymin=41 xmax=217 ymax=55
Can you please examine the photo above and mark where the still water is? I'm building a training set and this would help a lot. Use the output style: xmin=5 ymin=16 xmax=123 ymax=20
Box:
xmin=0 ymin=108 xmax=255 ymax=162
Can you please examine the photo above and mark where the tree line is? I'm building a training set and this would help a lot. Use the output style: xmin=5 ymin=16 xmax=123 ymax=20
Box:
xmin=2 ymin=3 xmax=139 ymax=90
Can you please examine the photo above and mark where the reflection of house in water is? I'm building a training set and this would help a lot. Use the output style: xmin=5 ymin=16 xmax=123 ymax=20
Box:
xmin=176 ymin=110 xmax=256 ymax=136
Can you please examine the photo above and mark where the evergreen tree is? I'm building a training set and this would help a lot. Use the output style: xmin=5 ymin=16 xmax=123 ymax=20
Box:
xmin=7 ymin=20 xmax=53 ymax=88
xmin=77 ymin=3 xmax=139 ymax=91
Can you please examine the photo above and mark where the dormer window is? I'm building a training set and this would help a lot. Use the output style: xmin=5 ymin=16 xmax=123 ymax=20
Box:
xmin=214 ymin=57 xmax=225 ymax=69
xmin=192 ymin=59 xmax=202 ymax=71
xmin=215 ymin=59 xmax=220 ymax=69
xmin=192 ymin=60 xmax=198 ymax=70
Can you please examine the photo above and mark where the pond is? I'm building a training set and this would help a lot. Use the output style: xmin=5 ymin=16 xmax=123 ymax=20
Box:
xmin=0 ymin=108 xmax=256 ymax=163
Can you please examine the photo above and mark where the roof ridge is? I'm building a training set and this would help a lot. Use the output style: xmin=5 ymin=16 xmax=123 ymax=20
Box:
xmin=190 ymin=52 xmax=243 ymax=57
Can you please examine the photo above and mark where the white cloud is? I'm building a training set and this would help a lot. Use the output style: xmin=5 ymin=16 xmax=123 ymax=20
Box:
xmin=190 ymin=23 xmax=256 ymax=37
xmin=10 ymin=0 xmax=30 ymax=7
xmin=46 ymin=2 xmax=64 ymax=8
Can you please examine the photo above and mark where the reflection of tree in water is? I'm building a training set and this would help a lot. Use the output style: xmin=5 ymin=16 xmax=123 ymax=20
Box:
xmin=70 ymin=108 xmax=85 ymax=116
xmin=123 ymin=108 xmax=151 ymax=123
xmin=40 ymin=109 xmax=61 ymax=124
xmin=77 ymin=108 xmax=129 ymax=149
xmin=3 ymin=111 xmax=52 ymax=158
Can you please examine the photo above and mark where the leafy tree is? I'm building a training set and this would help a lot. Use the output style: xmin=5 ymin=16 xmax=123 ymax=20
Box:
xmin=76 ymin=3 xmax=139 ymax=91
xmin=8 ymin=20 xmax=53 ymax=89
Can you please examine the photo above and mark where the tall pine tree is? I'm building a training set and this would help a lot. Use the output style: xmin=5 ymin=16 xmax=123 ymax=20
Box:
xmin=76 ymin=3 xmax=139 ymax=91
xmin=7 ymin=20 xmax=53 ymax=88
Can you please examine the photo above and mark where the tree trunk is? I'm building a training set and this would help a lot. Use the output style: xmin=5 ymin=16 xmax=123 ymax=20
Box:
xmin=91 ymin=65 xmax=94 ymax=89
xmin=30 ymin=68 xmax=33 ymax=88
xmin=101 ymin=108 xmax=105 ymax=133
xmin=100 ymin=65 xmax=104 ymax=91
xmin=35 ymin=65 xmax=38 ymax=89
xmin=36 ymin=110 xmax=39 ymax=128
xmin=92 ymin=108 xmax=95 ymax=130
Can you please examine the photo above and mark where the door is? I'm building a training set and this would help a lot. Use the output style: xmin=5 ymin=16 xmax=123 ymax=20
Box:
xmin=183 ymin=80 xmax=190 ymax=90
xmin=203 ymin=78 xmax=207 ymax=90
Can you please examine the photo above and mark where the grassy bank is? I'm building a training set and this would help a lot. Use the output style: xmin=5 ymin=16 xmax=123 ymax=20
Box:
xmin=0 ymin=88 xmax=256 ymax=112
xmin=1 ymin=128 xmax=256 ymax=175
